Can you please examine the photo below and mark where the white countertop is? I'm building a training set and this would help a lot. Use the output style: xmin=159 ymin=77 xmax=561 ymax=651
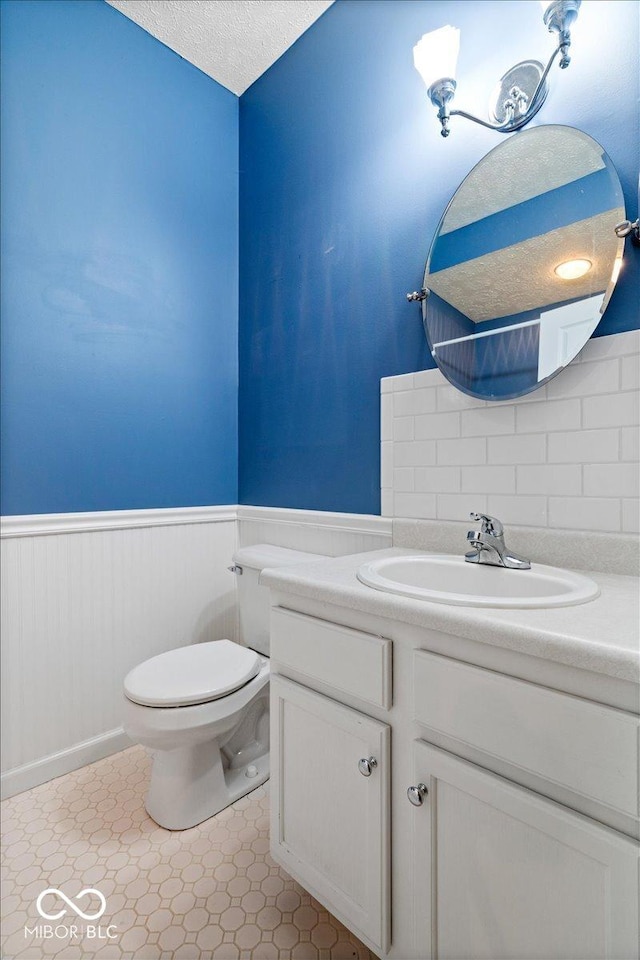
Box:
xmin=261 ymin=548 xmax=640 ymax=684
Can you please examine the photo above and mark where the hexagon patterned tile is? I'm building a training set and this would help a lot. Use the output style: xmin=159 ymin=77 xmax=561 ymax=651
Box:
xmin=1 ymin=746 xmax=376 ymax=959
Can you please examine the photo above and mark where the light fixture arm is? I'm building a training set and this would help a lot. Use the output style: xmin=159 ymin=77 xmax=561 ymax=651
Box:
xmin=448 ymin=102 xmax=518 ymax=134
xmin=442 ymin=45 xmax=561 ymax=137
xmin=422 ymin=0 xmax=581 ymax=138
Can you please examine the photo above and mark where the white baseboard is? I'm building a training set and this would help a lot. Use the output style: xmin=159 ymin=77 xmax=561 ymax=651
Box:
xmin=1 ymin=728 xmax=132 ymax=800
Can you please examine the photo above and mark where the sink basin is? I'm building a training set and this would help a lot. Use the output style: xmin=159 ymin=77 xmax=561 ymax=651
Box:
xmin=356 ymin=554 xmax=600 ymax=608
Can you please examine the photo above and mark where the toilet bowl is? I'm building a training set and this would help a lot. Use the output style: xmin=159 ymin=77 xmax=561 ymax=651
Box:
xmin=123 ymin=544 xmax=322 ymax=830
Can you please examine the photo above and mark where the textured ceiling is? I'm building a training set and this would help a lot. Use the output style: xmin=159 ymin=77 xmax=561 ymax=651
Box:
xmin=440 ymin=127 xmax=607 ymax=235
xmin=428 ymin=209 xmax=625 ymax=323
xmin=106 ymin=0 xmax=334 ymax=94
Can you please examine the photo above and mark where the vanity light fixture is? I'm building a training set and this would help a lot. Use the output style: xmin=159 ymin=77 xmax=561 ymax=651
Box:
xmin=414 ymin=0 xmax=581 ymax=137
xmin=554 ymin=258 xmax=592 ymax=280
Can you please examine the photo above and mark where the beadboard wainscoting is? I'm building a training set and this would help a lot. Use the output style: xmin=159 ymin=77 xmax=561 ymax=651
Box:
xmin=381 ymin=330 xmax=640 ymax=534
xmin=1 ymin=505 xmax=391 ymax=798
xmin=238 ymin=506 xmax=392 ymax=557
xmin=0 ymin=507 xmax=237 ymax=798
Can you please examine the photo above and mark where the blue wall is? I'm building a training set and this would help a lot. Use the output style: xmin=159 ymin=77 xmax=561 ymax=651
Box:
xmin=2 ymin=0 xmax=639 ymax=518
xmin=239 ymin=0 xmax=639 ymax=515
xmin=1 ymin=0 xmax=238 ymax=515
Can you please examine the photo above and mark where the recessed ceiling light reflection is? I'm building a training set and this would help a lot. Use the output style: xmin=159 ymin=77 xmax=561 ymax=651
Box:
xmin=554 ymin=258 xmax=592 ymax=280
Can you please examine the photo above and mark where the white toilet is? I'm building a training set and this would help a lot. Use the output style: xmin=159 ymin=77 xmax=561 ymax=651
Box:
xmin=123 ymin=544 xmax=321 ymax=830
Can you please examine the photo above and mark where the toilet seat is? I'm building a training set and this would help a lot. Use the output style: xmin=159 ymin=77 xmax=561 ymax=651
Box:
xmin=124 ymin=640 xmax=260 ymax=708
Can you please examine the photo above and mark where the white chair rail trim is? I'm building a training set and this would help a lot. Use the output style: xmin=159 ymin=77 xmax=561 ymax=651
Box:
xmin=0 ymin=505 xmax=238 ymax=538
xmin=1 ymin=505 xmax=393 ymax=539
xmin=237 ymin=505 xmax=392 ymax=538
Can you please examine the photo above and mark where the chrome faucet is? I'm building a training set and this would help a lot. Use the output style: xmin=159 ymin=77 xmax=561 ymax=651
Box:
xmin=465 ymin=512 xmax=531 ymax=569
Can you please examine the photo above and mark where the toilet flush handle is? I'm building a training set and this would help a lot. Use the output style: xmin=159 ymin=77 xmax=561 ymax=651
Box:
xmin=228 ymin=564 xmax=243 ymax=575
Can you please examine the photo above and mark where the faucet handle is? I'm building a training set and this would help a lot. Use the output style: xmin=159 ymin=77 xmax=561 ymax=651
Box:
xmin=469 ymin=512 xmax=504 ymax=537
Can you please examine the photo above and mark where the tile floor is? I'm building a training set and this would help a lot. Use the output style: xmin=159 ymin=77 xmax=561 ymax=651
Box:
xmin=1 ymin=746 xmax=376 ymax=960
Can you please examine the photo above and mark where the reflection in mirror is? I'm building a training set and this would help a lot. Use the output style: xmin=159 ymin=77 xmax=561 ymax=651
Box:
xmin=422 ymin=125 xmax=625 ymax=400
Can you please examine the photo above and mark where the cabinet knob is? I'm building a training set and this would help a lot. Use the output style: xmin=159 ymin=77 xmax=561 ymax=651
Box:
xmin=358 ymin=757 xmax=378 ymax=777
xmin=407 ymin=783 xmax=428 ymax=806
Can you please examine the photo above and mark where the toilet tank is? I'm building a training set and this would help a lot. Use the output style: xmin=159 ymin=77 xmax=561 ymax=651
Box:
xmin=232 ymin=544 xmax=324 ymax=656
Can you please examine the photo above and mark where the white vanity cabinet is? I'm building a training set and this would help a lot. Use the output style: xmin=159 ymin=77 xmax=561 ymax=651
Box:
xmin=270 ymin=674 xmax=391 ymax=954
xmin=268 ymin=600 xmax=640 ymax=960
xmin=410 ymin=740 xmax=639 ymax=960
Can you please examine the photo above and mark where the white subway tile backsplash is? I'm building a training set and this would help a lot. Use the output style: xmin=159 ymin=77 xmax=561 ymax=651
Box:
xmin=622 ymin=498 xmax=639 ymax=534
xmin=461 ymin=466 xmax=516 ymax=494
xmin=390 ymin=372 xmax=415 ymax=391
xmin=583 ymin=463 xmax=639 ymax=498
xmin=381 ymin=489 xmax=394 ymax=516
xmin=621 ymin=426 xmax=640 ymax=462
xmin=394 ymin=387 xmax=437 ymax=417
xmin=548 ymin=498 xmax=621 ymax=532
xmin=393 ymin=467 xmax=415 ymax=492
xmin=461 ymin=405 xmax=515 ymax=436
xmin=381 ymin=442 xmax=393 ymax=489
xmin=545 ymin=358 xmax=620 ymax=400
xmin=576 ymin=329 xmax=640 ymax=361
xmin=413 ymin=369 xmax=439 ymax=390
xmin=393 ymin=416 xmax=415 ymax=441
xmin=415 ymin=411 xmax=460 ymax=440
xmin=516 ymin=398 xmax=581 ymax=433
xmin=488 ymin=434 xmax=546 ymax=464
xmin=621 ymin=355 xmax=640 ymax=391
xmin=394 ymin=492 xmax=437 ymax=519
xmin=381 ymin=332 xmax=639 ymax=533
xmin=547 ymin=429 xmax=619 ymax=464
xmin=394 ymin=440 xmax=437 ymax=467
xmin=517 ymin=464 xmax=582 ymax=496
xmin=393 ymin=391 xmax=413 ymax=416
xmin=437 ymin=493 xmax=487 ymax=521
xmin=381 ymin=394 xmax=393 ymax=441
xmin=487 ymin=495 xmax=547 ymax=527
xmin=502 ymin=384 xmax=547 ymax=403
xmin=582 ymin=392 xmax=639 ymax=428
xmin=436 ymin=384 xmax=484 ymax=411
xmin=414 ymin=466 xmax=461 ymax=493
xmin=437 ymin=437 xmax=487 ymax=465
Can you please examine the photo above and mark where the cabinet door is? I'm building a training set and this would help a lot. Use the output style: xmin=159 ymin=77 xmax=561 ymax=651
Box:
xmin=271 ymin=675 xmax=390 ymax=954
xmin=411 ymin=740 xmax=639 ymax=960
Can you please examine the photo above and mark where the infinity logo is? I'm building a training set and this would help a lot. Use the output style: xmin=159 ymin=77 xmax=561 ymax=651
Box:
xmin=36 ymin=888 xmax=107 ymax=921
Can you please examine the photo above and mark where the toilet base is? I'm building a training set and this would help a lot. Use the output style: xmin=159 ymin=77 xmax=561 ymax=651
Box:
xmin=145 ymin=742 xmax=269 ymax=830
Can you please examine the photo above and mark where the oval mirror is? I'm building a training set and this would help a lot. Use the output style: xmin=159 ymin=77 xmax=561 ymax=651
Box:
xmin=422 ymin=125 xmax=625 ymax=400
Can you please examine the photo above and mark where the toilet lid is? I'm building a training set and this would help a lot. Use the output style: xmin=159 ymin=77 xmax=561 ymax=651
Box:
xmin=124 ymin=640 xmax=261 ymax=708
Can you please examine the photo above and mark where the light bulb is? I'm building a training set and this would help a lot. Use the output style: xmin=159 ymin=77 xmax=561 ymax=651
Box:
xmin=413 ymin=26 xmax=461 ymax=89
xmin=554 ymin=259 xmax=592 ymax=280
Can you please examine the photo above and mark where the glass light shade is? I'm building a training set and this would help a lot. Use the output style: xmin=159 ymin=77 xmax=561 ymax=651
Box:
xmin=539 ymin=1 xmax=555 ymax=12
xmin=413 ymin=26 xmax=460 ymax=88
xmin=554 ymin=258 xmax=592 ymax=280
